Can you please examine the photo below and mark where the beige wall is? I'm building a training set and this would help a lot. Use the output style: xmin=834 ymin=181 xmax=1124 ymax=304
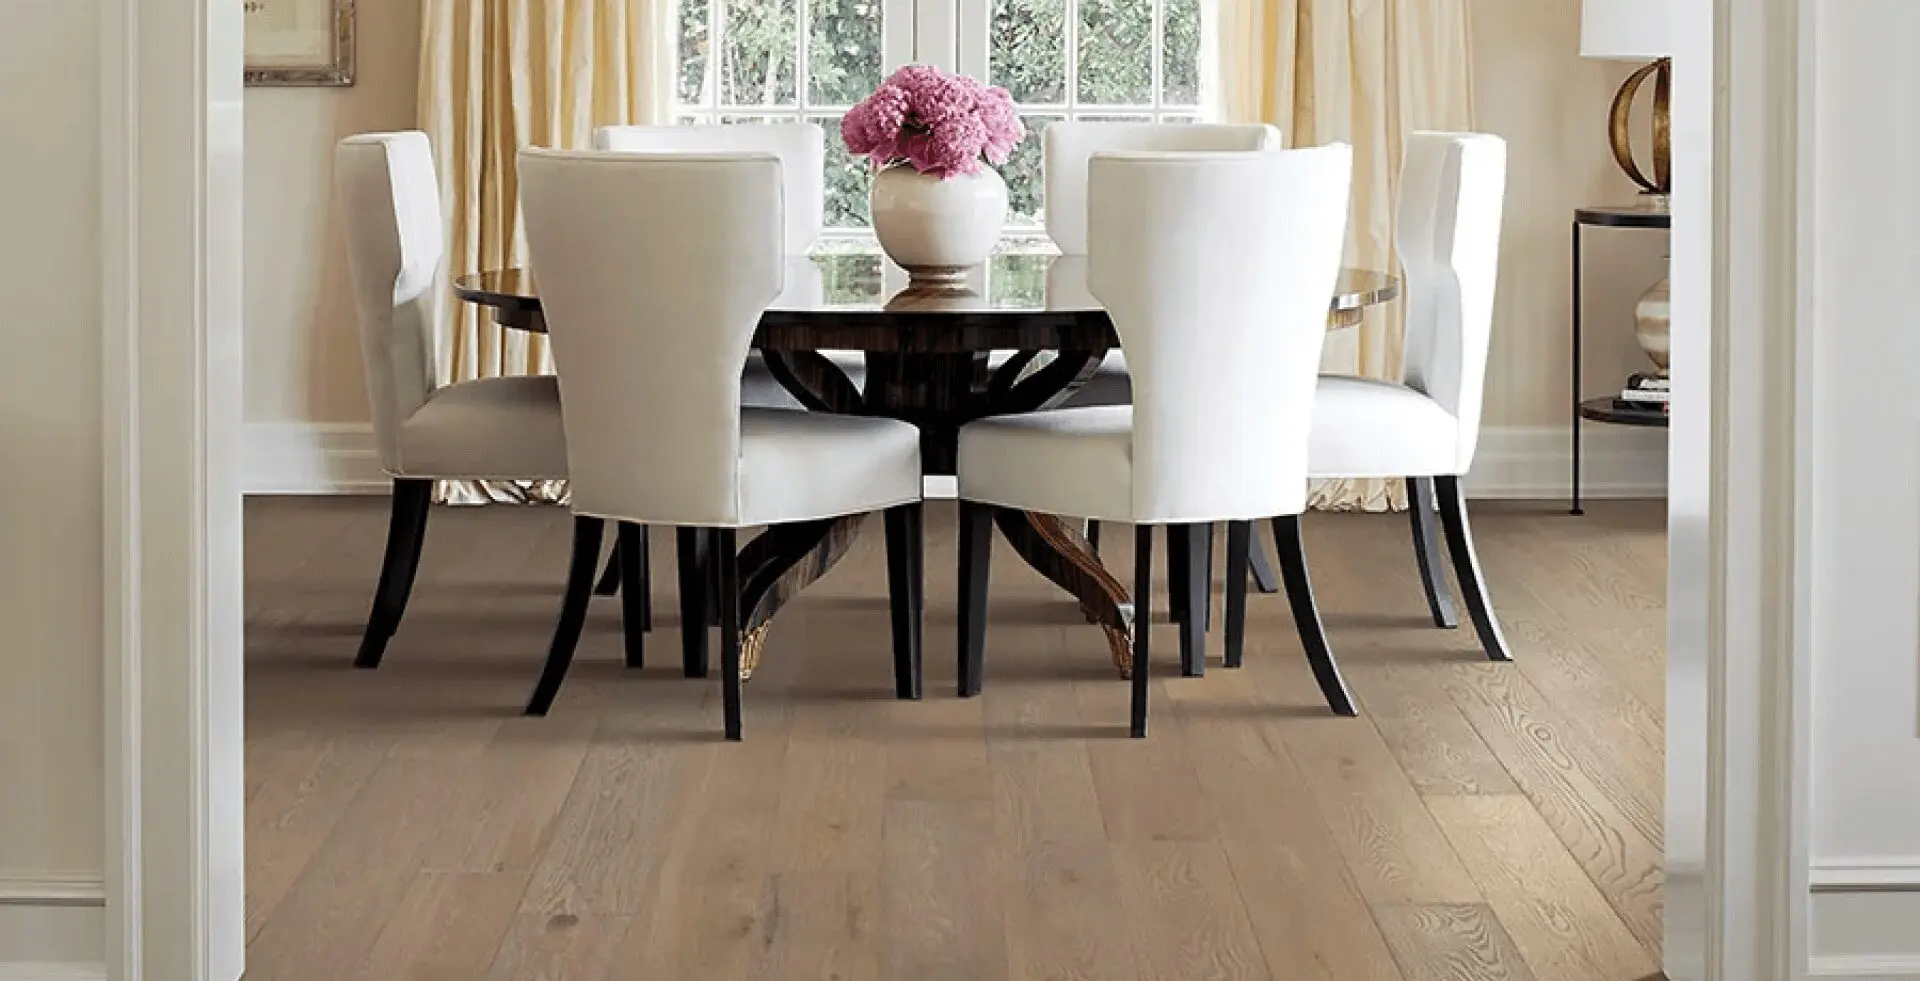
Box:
xmin=1471 ymin=0 xmax=1671 ymax=428
xmin=242 ymin=1 xmax=1670 ymax=433
xmin=245 ymin=0 xmax=420 ymax=424
xmin=0 ymin=0 xmax=106 ymax=967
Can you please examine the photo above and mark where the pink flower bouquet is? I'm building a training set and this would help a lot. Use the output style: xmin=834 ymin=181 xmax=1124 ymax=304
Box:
xmin=841 ymin=65 xmax=1026 ymax=179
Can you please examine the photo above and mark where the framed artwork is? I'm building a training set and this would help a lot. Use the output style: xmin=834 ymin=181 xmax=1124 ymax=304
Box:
xmin=244 ymin=0 xmax=355 ymax=87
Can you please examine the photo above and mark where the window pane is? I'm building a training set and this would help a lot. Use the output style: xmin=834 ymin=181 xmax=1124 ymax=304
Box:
xmin=1077 ymin=0 xmax=1152 ymax=104
xmin=1004 ymin=114 xmax=1059 ymax=226
xmin=1163 ymin=0 xmax=1201 ymax=105
xmin=991 ymin=0 xmax=1067 ymax=104
xmin=678 ymin=0 xmax=712 ymax=104
xmin=723 ymin=0 xmax=797 ymax=106
xmin=988 ymin=259 xmax=1047 ymax=305
xmin=818 ymin=115 xmax=872 ymax=228
xmin=810 ymin=0 xmax=884 ymax=105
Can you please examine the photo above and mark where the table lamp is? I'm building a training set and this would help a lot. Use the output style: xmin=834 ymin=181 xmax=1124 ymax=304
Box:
xmin=1582 ymin=0 xmax=1671 ymax=206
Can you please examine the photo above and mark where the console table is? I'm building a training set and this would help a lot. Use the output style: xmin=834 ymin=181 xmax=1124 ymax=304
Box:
xmin=1571 ymin=203 xmax=1671 ymax=515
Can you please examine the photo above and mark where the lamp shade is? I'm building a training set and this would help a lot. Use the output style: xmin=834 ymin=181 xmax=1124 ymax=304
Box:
xmin=1581 ymin=0 xmax=1670 ymax=60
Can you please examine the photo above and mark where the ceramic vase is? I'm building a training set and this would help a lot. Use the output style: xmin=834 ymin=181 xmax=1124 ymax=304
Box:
xmin=1634 ymin=265 xmax=1671 ymax=377
xmin=869 ymin=163 xmax=1007 ymax=286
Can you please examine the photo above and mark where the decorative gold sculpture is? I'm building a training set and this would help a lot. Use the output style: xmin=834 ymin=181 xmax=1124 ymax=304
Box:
xmin=1608 ymin=57 xmax=1671 ymax=201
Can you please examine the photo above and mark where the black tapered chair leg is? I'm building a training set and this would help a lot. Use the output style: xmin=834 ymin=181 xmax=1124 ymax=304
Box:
xmin=1271 ymin=515 xmax=1357 ymax=716
xmin=618 ymin=523 xmax=648 ymax=668
xmin=884 ymin=502 xmax=924 ymax=700
xmin=957 ymin=501 xmax=994 ymax=697
xmin=1201 ymin=524 xmax=1214 ymax=632
xmin=525 ymin=516 xmax=605 ymax=716
xmin=1247 ymin=536 xmax=1281 ymax=594
xmin=716 ymin=528 xmax=744 ymax=740
xmin=1406 ymin=477 xmax=1461 ymax=629
xmin=1086 ymin=519 xmax=1101 ymax=555
xmin=677 ymin=527 xmax=711 ymax=678
xmin=1130 ymin=525 xmax=1154 ymax=738
xmin=1433 ymin=476 xmax=1514 ymax=662
xmin=1167 ymin=525 xmax=1188 ymax=626
xmin=354 ymin=478 xmax=432 ymax=669
xmin=1170 ymin=524 xmax=1207 ymax=677
xmin=637 ymin=524 xmax=653 ymax=632
xmin=1224 ymin=521 xmax=1251 ymax=668
xmin=594 ymin=540 xmax=623 ymax=596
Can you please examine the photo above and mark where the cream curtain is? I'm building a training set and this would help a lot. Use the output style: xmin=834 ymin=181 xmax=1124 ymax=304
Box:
xmin=1214 ymin=0 xmax=1475 ymax=511
xmin=419 ymin=0 xmax=673 ymax=504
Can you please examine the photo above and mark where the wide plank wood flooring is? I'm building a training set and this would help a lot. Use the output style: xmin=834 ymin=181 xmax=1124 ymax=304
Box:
xmin=243 ymin=497 xmax=1666 ymax=981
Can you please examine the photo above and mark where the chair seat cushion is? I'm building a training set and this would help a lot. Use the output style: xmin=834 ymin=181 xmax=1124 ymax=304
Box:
xmin=738 ymin=407 xmax=923 ymax=526
xmin=395 ymin=375 xmax=568 ymax=480
xmin=1308 ymin=374 xmax=1461 ymax=479
xmin=741 ymin=350 xmax=868 ymax=409
xmin=957 ymin=405 xmax=1134 ymax=521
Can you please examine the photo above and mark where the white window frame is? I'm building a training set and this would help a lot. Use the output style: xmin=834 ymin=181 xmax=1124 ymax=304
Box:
xmin=671 ymin=0 xmax=1201 ymax=244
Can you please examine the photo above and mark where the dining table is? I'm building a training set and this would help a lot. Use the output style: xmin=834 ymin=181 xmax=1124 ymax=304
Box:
xmin=453 ymin=250 xmax=1399 ymax=680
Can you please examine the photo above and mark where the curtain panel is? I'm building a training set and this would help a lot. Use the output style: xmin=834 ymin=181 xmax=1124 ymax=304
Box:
xmin=1214 ymin=0 xmax=1475 ymax=511
xmin=418 ymin=0 xmax=673 ymax=504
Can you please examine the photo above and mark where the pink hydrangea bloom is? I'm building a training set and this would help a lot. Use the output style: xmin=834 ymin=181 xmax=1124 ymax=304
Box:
xmin=840 ymin=64 xmax=1026 ymax=179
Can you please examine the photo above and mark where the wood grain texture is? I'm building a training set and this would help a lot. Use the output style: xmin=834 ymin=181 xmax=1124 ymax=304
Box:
xmin=242 ymin=498 xmax=1666 ymax=979
xmin=1373 ymin=904 xmax=1540 ymax=981
xmin=1427 ymin=795 xmax=1658 ymax=980
xmin=1111 ymin=841 xmax=1273 ymax=980
xmin=1446 ymin=664 xmax=1666 ymax=951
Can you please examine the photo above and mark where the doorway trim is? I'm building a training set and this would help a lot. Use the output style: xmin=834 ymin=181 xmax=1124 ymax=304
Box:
xmin=99 ymin=1 xmax=247 ymax=979
xmin=97 ymin=0 xmax=1816 ymax=979
xmin=1661 ymin=0 xmax=1817 ymax=979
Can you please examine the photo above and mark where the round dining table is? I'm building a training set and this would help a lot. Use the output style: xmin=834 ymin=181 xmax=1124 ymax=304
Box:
xmin=453 ymin=251 xmax=1399 ymax=679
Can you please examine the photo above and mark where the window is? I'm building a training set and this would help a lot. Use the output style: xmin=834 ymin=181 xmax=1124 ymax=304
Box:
xmin=970 ymin=0 xmax=1204 ymax=227
xmin=673 ymin=0 xmax=1202 ymax=238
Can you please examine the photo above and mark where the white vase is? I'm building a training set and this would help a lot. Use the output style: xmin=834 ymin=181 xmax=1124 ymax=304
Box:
xmin=869 ymin=163 xmax=1007 ymax=286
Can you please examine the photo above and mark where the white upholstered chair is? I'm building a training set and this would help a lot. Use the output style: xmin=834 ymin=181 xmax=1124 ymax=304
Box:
xmin=1043 ymin=121 xmax=1280 ymax=408
xmin=1045 ymin=122 xmax=1282 ymax=586
xmin=591 ymin=122 xmax=866 ymax=410
xmin=336 ymin=132 xmax=632 ymax=673
xmin=518 ymin=147 xmax=926 ymax=738
xmin=1297 ymin=131 xmax=1513 ymax=663
xmin=956 ymin=144 xmax=1355 ymax=736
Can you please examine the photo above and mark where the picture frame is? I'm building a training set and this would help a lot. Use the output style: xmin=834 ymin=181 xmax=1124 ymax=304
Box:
xmin=244 ymin=0 xmax=356 ymax=87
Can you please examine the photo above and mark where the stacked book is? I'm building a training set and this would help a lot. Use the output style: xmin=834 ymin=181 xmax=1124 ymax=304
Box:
xmin=1613 ymin=372 xmax=1670 ymax=413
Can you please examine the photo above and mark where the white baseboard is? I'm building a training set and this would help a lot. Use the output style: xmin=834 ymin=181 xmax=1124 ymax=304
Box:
xmin=244 ymin=422 xmax=386 ymax=494
xmin=244 ymin=421 xmax=1669 ymax=500
xmin=1810 ymin=863 xmax=1920 ymax=979
xmin=0 ymin=965 xmax=106 ymax=981
xmin=0 ymin=876 xmax=103 ymax=979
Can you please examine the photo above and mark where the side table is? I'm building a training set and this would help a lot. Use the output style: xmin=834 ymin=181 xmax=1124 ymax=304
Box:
xmin=1571 ymin=203 xmax=1671 ymax=515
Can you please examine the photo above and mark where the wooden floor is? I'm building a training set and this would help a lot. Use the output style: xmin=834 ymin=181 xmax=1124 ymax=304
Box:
xmin=243 ymin=497 xmax=1666 ymax=981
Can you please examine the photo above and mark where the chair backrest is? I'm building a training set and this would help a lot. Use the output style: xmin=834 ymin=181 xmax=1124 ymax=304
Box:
xmin=592 ymin=122 xmax=823 ymax=254
xmin=336 ymin=131 xmax=444 ymax=473
xmin=518 ymin=148 xmax=785 ymax=527
xmin=1088 ymin=144 xmax=1353 ymax=522
xmin=1396 ymin=131 xmax=1507 ymax=471
xmin=1044 ymin=121 xmax=1280 ymax=255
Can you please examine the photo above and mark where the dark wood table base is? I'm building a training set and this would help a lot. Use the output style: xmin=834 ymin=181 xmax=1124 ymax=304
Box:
xmin=734 ymin=346 xmax=1142 ymax=677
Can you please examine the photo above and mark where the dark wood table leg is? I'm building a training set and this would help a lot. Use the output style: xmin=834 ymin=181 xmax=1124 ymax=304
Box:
xmin=1246 ymin=535 xmax=1281 ymax=593
xmin=993 ymin=509 xmax=1137 ymax=676
xmin=733 ymin=516 xmax=868 ymax=680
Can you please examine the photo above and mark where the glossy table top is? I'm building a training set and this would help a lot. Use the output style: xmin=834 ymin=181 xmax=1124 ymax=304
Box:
xmin=453 ymin=251 xmax=1400 ymax=321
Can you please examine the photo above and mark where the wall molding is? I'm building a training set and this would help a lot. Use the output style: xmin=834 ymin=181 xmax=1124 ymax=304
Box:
xmin=1812 ymin=859 xmax=1920 ymax=893
xmin=0 ymin=874 xmax=105 ymax=907
xmin=244 ymin=421 xmax=1669 ymax=500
